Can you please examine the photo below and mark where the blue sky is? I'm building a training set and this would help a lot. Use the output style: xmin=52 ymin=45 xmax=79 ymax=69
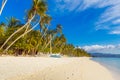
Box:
xmin=0 ymin=0 xmax=120 ymax=54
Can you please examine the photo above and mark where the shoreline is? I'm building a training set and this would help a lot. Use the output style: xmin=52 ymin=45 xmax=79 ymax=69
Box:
xmin=0 ymin=57 xmax=114 ymax=80
xmin=91 ymin=58 xmax=119 ymax=80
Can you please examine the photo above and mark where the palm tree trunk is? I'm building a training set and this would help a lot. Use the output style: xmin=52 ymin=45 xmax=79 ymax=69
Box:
xmin=42 ymin=40 xmax=50 ymax=51
xmin=50 ymin=34 xmax=52 ymax=54
xmin=41 ymin=36 xmax=48 ymax=51
xmin=60 ymin=43 xmax=65 ymax=53
xmin=35 ymin=26 xmax=49 ymax=50
xmin=0 ymin=15 xmax=35 ymax=50
xmin=42 ymin=35 xmax=52 ymax=52
xmin=40 ymin=26 xmax=48 ymax=39
xmin=0 ymin=0 xmax=7 ymax=15
xmin=3 ymin=22 xmax=39 ymax=52
xmin=25 ymin=23 xmax=30 ymax=33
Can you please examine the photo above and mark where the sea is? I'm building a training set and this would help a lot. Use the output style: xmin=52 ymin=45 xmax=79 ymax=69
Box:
xmin=91 ymin=58 xmax=120 ymax=80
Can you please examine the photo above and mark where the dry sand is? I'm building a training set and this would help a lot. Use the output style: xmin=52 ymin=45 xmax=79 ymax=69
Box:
xmin=0 ymin=57 xmax=114 ymax=80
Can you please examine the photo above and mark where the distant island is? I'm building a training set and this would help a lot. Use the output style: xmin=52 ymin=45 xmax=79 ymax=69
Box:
xmin=90 ymin=53 xmax=120 ymax=58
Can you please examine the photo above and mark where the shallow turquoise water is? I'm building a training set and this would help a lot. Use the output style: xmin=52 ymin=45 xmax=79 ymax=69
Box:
xmin=91 ymin=58 xmax=120 ymax=80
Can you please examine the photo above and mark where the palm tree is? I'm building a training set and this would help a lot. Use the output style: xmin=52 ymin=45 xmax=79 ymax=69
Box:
xmin=6 ymin=17 xmax=21 ymax=27
xmin=0 ymin=14 xmax=35 ymax=50
xmin=53 ymin=34 xmax=66 ymax=53
xmin=0 ymin=22 xmax=6 ymax=47
xmin=0 ymin=22 xmax=6 ymax=37
xmin=4 ymin=22 xmax=39 ymax=52
xmin=52 ymin=24 xmax=62 ymax=40
xmin=0 ymin=0 xmax=7 ymax=15
xmin=56 ymin=24 xmax=62 ymax=34
xmin=40 ymin=15 xmax=52 ymax=32
xmin=42 ymin=24 xmax=62 ymax=53
xmin=1 ymin=0 xmax=48 ymax=50
xmin=34 ymin=15 xmax=52 ymax=53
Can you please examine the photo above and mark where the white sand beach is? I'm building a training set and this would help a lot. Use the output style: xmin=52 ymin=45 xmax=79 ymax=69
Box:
xmin=0 ymin=57 xmax=114 ymax=80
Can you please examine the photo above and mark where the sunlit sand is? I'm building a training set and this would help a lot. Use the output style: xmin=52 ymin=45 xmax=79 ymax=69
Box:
xmin=0 ymin=57 xmax=114 ymax=80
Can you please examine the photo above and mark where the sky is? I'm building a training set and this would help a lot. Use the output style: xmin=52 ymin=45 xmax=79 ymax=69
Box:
xmin=0 ymin=0 xmax=120 ymax=54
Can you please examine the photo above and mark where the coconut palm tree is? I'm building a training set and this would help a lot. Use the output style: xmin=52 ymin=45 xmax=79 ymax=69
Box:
xmin=0 ymin=0 xmax=7 ymax=15
xmin=52 ymin=34 xmax=66 ymax=53
xmin=0 ymin=22 xmax=6 ymax=47
xmin=0 ymin=22 xmax=5 ymax=37
xmin=4 ymin=22 xmax=39 ymax=52
xmin=34 ymin=15 xmax=52 ymax=52
xmin=6 ymin=17 xmax=21 ymax=27
xmin=42 ymin=24 xmax=62 ymax=53
xmin=59 ymin=34 xmax=66 ymax=53
xmin=0 ymin=14 xmax=35 ymax=50
xmin=1 ymin=0 xmax=48 ymax=51
xmin=0 ymin=16 xmax=25 ymax=49
xmin=40 ymin=15 xmax=52 ymax=32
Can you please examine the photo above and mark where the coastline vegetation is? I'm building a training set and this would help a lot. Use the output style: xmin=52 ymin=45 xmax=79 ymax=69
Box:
xmin=0 ymin=0 xmax=90 ymax=57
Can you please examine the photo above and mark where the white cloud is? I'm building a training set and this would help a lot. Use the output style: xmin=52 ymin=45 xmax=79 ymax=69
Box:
xmin=95 ymin=0 xmax=120 ymax=34
xmin=109 ymin=31 xmax=120 ymax=35
xmin=113 ymin=19 xmax=120 ymax=24
xmin=97 ymin=5 xmax=120 ymax=25
xmin=81 ymin=44 xmax=120 ymax=54
xmin=54 ymin=0 xmax=120 ymax=35
xmin=54 ymin=0 xmax=103 ymax=12
xmin=95 ymin=25 xmax=110 ymax=30
xmin=77 ymin=0 xmax=99 ymax=11
xmin=55 ymin=0 xmax=82 ymax=12
xmin=108 ymin=26 xmax=120 ymax=34
xmin=54 ymin=0 xmax=120 ymax=12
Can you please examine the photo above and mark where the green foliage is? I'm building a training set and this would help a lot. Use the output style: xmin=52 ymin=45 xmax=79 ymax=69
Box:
xmin=73 ymin=48 xmax=90 ymax=57
xmin=0 ymin=0 xmax=90 ymax=57
xmin=0 ymin=49 xmax=3 ymax=55
xmin=7 ymin=50 xmax=14 ymax=55
xmin=6 ymin=16 xmax=21 ymax=27
xmin=0 ymin=23 xmax=90 ymax=57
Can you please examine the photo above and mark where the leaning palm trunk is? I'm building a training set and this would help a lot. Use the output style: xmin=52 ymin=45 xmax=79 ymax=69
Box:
xmin=59 ymin=43 xmax=65 ymax=53
xmin=42 ymin=33 xmax=56 ymax=51
xmin=4 ymin=22 xmax=39 ymax=52
xmin=35 ymin=26 xmax=49 ymax=50
xmin=23 ymin=23 xmax=30 ymax=38
xmin=25 ymin=23 xmax=30 ymax=33
xmin=42 ymin=35 xmax=52 ymax=52
xmin=42 ymin=34 xmax=61 ymax=53
xmin=50 ymin=34 xmax=52 ymax=54
xmin=41 ymin=26 xmax=48 ymax=39
xmin=0 ymin=15 xmax=35 ymax=49
xmin=0 ymin=0 xmax=7 ymax=15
